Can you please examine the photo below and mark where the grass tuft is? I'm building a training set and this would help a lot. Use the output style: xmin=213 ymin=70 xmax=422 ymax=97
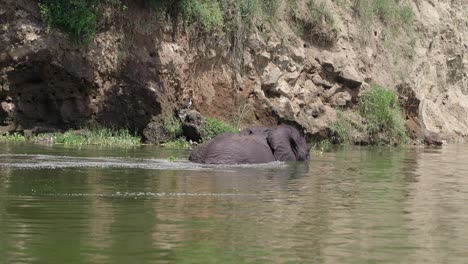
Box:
xmin=329 ymin=85 xmax=408 ymax=146
xmin=0 ymin=133 xmax=27 ymax=142
xmin=161 ymin=138 xmax=191 ymax=149
xmin=307 ymin=0 xmax=335 ymax=26
xmin=358 ymin=85 xmax=408 ymax=145
xmin=354 ymin=0 xmax=414 ymax=33
xmin=38 ymin=0 xmax=100 ymax=43
xmin=203 ymin=117 xmax=239 ymax=140
xmin=51 ymin=128 xmax=141 ymax=146
xmin=162 ymin=115 xmax=183 ymax=139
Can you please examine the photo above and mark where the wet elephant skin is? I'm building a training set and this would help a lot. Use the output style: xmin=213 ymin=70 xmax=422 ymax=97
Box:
xmin=189 ymin=125 xmax=310 ymax=164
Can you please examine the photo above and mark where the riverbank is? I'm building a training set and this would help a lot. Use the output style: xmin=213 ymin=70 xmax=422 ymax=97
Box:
xmin=1 ymin=0 xmax=466 ymax=145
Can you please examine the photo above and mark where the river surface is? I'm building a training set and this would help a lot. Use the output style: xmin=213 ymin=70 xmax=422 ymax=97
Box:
xmin=1 ymin=143 xmax=468 ymax=264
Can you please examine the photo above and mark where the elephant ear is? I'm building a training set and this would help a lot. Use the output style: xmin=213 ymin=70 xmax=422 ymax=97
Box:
xmin=239 ymin=127 xmax=272 ymax=138
xmin=268 ymin=125 xmax=310 ymax=161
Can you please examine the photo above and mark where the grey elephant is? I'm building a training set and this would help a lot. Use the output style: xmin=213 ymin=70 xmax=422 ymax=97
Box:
xmin=189 ymin=125 xmax=310 ymax=164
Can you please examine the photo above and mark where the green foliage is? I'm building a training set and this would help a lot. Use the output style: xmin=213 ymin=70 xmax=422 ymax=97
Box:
xmin=330 ymin=110 xmax=353 ymax=144
xmin=358 ymin=85 xmax=408 ymax=145
xmin=329 ymin=85 xmax=408 ymax=146
xmin=163 ymin=115 xmax=183 ymax=138
xmin=52 ymin=128 xmax=141 ymax=146
xmin=161 ymin=138 xmax=191 ymax=149
xmin=0 ymin=133 xmax=27 ymax=142
xmin=168 ymin=155 xmax=177 ymax=162
xmin=182 ymin=0 xmax=225 ymax=32
xmin=310 ymin=139 xmax=333 ymax=153
xmin=354 ymin=0 xmax=413 ymax=32
xmin=38 ymin=0 xmax=283 ymax=42
xmin=203 ymin=117 xmax=238 ymax=140
xmin=307 ymin=0 xmax=335 ymax=25
xmin=38 ymin=0 xmax=99 ymax=43
xmin=260 ymin=0 xmax=281 ymax=19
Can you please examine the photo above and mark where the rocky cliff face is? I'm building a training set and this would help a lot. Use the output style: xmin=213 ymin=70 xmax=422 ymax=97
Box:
xmin=0 ymin=0 xmax=467 ymax=143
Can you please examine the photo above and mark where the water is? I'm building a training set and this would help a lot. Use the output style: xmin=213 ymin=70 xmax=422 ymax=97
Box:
xmin=1 ymin=143 xmax=468 ymax=264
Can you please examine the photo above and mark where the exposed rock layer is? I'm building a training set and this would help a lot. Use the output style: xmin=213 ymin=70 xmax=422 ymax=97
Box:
xmin=0 ymin=0 xmax=467 ymax=143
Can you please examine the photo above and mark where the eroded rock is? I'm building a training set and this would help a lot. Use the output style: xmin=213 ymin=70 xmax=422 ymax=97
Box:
xmin=178 ymin=109 xmax=205 ymax=142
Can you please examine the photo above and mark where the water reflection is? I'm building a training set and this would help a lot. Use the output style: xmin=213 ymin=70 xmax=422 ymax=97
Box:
xmin=1 ymin=143 xmax=468 ymax=263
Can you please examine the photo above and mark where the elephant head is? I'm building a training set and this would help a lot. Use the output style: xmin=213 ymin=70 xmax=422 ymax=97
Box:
xmin=267 ymin=125 xmax=310 ymax=162
xmin=189 ymin=125 xmax=310 ymax=164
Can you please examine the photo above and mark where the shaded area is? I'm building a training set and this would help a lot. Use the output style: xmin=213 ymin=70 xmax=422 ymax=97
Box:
xmin=1 ymin=59 xmax=161 ymax=135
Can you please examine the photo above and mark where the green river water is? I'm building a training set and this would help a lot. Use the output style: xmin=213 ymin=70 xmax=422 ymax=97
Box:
xmin=1 ymin=142 xmax=468 ymax=264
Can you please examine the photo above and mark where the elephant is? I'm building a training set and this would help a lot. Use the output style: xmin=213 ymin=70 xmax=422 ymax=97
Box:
xmin=189 ymin=124 xmax=310 ymax=164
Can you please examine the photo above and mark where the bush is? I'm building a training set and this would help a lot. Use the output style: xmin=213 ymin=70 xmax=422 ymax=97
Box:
xmin=38 ymin=0 xmax=99 ymax=43
xmin=307 ymin=0 xmax=335 ymax=25
xmin=203 ymin=117 xmax=238 ymax=140
xmin=354 ymin=0 xmax=413 ymax=32
xmin=358 ymin=85 xmax=408 ymax=145
xmin=161 ymin=138 xmax=191 ymax=149
xmin=162 ymin=115 xmax=183 ymax=138
xmin=0 ymin=132 xmax=27 ymax=142
xmin=182 ymin=0 xmax=225 ymax=32
xmin=52 ymin=128 xmax=141 ymax=146
xmin=329 ymin=85 xmax=408 ymax=146
xmin=330 ymin=110 xmax=353 ymax=144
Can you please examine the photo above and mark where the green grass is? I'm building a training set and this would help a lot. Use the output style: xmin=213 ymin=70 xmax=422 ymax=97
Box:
xmin=161 ymin=138 xmax=191 ymax=149
xmin=310 ymin=139 xmax=333 ymax=153
xmin=51 ymin=128 xmax=141 ymax=146
xmin=182 ymin=0 xmax=225 ymax=32
xmin=329 ymin=85 xmax=408 ymax=146
xmin=0 ymin=133 xmax=27 ymax=142
xmin=37 ymin=0 xmax=283 ymax=43
xmin=162 ymin=115 xmax=183 ymax=139
xmin=354 ymin=0 xmax=413 ymax=32
xmin=203 ymin=117 xmax=239 ymax=140
xmin=307 ymin=0 xmax=335 ymax=26
xmin=38 ymin=0 xmax=99 ymax=43
xmin=330 ymin=110 xmax=354 ymax=144
xmin=358 ymin=85 xmax=408 ymax=145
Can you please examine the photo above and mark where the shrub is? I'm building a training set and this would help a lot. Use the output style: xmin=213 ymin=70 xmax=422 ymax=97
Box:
xmin=38 ymin=0 xmax=99 ymax=43
xmin=162 ymin=115 xmax=183 ymax=138
xmin=52 ymin=128 xmax=141 ymax=146
xmin=330 ymin=110 xmax=353 ymax=144
xmin=182 ymin=0 xmax=225 ymax=32
xmin=307 ymin=0 xmax=335 ymax=25
xmin=358 ymin=85 xmax=408 ymax=145
xmin=354 ymin=0 xmax=414 ymax=32
xmin=203 ymin=117 xmax=238 ymax=140
xmin=329 ymin=85 xmax=408 ymax=146
xmin=161 ymin=138 xmax=191 ymax=149
xmin=0 ymin=132 xmax=27 ymax=142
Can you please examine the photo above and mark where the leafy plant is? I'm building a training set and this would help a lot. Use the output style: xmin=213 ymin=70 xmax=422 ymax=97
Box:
xmin=354 ymin=0 xmax=414 ymax=33
xmin=38 ymin=0 xmax=99 ymax=43
xmin=161 ymin=138 xmax=191 ymax=149
xmin=52 ymin=128 xmax=141 ymax=146
xmin=358 ymin=85 xmax=408 ymax=145
xmin=163 ymin=115 xmax=183 ymax=138
xmin=0 ymin=132 xmax=27 ymax=142
xmin=307 ymin=0 xmax=335 ymax=25
xmin=203 ymin=117 xmax=238 ymax=140
xmin=330 ymin=110 xmax=353 ymax=144
xmin=182 ymin=0 xmax=225 ymax=32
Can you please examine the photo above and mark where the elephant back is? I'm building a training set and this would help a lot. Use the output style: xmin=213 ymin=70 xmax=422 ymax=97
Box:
xmin=189 ymin=133 xmax=275 ymax=164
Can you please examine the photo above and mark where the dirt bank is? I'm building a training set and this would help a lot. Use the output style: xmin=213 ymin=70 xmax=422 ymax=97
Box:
xmin=1 ymin=0 xmax=466 ymax=143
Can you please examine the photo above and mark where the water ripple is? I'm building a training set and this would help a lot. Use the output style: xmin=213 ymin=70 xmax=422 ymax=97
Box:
xmin=0 ymin=154 xmax=286 ymax=171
